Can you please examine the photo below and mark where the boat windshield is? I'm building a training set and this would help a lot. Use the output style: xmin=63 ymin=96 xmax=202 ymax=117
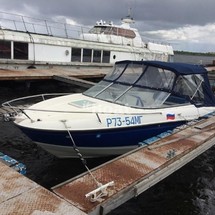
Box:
xmin=172 ymin=74 xmax=205 ymax=105
xmin=84 ymin=62 xmax=206 ymax=108
xmin=89 ymin=26 xmax=136 ymax=38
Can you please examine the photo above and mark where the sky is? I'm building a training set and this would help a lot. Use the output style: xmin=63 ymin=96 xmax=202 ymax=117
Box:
xmin=0 ymin=0 xmax=215 ymax=53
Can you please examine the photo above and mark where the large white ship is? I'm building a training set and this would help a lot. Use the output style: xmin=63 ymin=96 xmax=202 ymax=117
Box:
xmin=0 ymin=12 xmax=174 ymax=71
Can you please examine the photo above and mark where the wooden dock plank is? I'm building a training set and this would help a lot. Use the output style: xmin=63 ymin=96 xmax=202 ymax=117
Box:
xmin=0 ymin=161 xmax=86 ymax=215
xmin=0 ymin=68 xmax=107 ymax=81
xmin=52 ymin=115 xmax=215 ymax=215
xmin=53 ymin=75 xmax=95 ymax=88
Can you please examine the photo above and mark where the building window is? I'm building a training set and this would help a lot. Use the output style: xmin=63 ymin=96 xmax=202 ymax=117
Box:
xmin=0 ymin=40 xmax=11 ymax=59
xmin=71 ymin=48 xmax=81 ymax=62
xmin=83 ymin=49 xmax=92 ymax=62
xmin=93 ymin=50 xmax=101 ymax=63
xmin=102 ymin=51 xmax=110 ymax=63
xmin=14 ymin=42 xmax=28 ymax=60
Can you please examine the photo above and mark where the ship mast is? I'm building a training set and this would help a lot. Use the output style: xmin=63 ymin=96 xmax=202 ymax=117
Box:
xmin=121 ymin=8 xmax=135 ymax=24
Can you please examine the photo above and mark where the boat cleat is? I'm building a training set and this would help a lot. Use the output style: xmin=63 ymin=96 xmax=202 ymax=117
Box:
xmin=85 ymin=181 xmax=115 ymax=202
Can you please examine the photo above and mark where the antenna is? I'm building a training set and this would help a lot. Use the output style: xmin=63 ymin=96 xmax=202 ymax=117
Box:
xmin=121 ymin=8 xmax=134 ymax=24
xmin=127 ymin=7 xmax=132 ymax=18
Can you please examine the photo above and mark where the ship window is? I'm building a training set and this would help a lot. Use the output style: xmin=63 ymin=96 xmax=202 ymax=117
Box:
xmin=123 ymin=29 xmax=136 ymax=38
xmin=102 ymin=51 xmax=110 ymax=63
xmin=0 ymin=40 xmax=11 ymax=59
xmin=83 ymin=48 xmax=92 ymax=62
xmin=112 ymin=27 xmax=136 ymax=38
xmin=14 ymin=42 xmax=28 ymax=60
xmin=71 ymin=48 xmax=81 ymax=62
xmin=89 ymin=26 xmax=136 ymax=38
xmin=93 ymin=50 xmax=101 ymax=63
xmin=89 ymin=26 xmax=103 ymax=34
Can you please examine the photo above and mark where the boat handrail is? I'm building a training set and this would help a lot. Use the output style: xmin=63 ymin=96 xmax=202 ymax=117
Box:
xmin=2 ymin=93 xmax=69 ymax=105
xmin=2 ymin=93 xmax=69 ymax=114
xmin=2 ymin=93 xmax=163 ymax=116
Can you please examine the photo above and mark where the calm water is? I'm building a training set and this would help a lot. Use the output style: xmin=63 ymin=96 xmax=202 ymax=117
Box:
xmin=1 ymin=55 xmax=215 ymax=215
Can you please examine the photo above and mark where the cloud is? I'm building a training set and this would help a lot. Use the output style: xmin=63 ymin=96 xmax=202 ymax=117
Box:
xmin=143 ymin=23 xmax=215 ymax=52
xmin=22 ymin=4 xmax=40 ymax=17
xmin=52 ymin=16 xmax=77 ymax=26
xmin=1 ymin=0 xmax=215 ymax=52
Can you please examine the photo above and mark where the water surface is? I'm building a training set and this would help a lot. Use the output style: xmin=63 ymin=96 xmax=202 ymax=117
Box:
xmin=0 ymin=57 xmax=215 ymax=214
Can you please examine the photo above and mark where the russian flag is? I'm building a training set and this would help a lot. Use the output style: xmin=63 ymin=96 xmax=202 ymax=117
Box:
xmin=166 ymin=113 xmax=175 ymax=120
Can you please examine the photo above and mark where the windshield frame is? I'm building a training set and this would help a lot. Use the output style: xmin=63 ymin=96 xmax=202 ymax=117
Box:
xmin=83 ymin=62 xmax=206 ymax=108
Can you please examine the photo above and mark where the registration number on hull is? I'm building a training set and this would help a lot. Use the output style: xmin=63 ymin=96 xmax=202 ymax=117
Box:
xmin=106 ymin=116 xmax=143 ymax=127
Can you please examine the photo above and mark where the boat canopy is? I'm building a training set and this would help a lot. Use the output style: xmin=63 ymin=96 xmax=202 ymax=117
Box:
xmin=84 ymin=60 xmax=215 ymax=108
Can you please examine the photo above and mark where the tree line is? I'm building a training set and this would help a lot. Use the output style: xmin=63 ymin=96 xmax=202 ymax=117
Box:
xmin=175 ymin=50 xmax=215 ymax=56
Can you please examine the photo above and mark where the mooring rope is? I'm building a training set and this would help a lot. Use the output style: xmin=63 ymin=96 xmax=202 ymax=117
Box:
xmin=61 ymin=120 xmax=101 ymax=187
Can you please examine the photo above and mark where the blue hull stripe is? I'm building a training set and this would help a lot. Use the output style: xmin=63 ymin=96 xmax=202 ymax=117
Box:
xmin=18 ymin=121 xmax=185 ymax=148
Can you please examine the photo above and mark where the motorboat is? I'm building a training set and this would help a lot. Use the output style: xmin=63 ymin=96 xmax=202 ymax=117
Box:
xmin=3 ymin=60 xmax=215 ymax=158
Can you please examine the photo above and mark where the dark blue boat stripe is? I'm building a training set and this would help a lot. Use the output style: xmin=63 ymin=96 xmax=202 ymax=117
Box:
xmin=18 ymin=121 xmax=185 ymax=148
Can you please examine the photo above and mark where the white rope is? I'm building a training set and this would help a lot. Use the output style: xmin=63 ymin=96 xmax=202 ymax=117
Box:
xmin=61 ymin=119 xmax=115 ymax=202
xmin=61 ymin=120 xmax=100 ymax=187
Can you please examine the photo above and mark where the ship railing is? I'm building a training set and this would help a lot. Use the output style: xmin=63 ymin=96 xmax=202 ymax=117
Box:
xmin=0 ymin=11 xmax=89 ymax=39
xmin=0 ymin=11 xmax=135 ymax=46
xmin=0 ymin=11 xmax=143 ymax=47
xmin=0 ymin=11 xmax=174 ymax=49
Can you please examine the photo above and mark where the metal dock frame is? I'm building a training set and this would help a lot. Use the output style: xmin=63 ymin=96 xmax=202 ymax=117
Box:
xmin=52 ymin=116 xmax=215 ymax=215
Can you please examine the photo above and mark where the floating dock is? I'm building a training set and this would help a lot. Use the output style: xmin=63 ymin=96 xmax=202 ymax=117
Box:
xmin=1 ymin=115 xmax=215 ymax=214
xmin=0 ymin=161 xmax=87 ymax=215
xmin=52 ymin=115 xmax=215 ymax=214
